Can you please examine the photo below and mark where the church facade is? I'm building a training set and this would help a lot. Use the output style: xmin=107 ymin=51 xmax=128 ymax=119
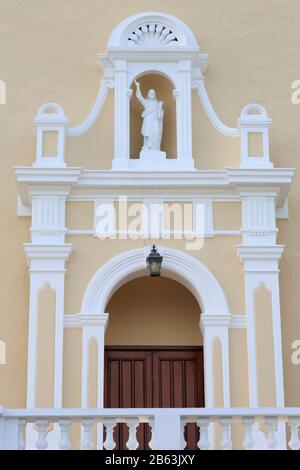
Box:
xmin=0 ymin=2 xmax=300 ymax=450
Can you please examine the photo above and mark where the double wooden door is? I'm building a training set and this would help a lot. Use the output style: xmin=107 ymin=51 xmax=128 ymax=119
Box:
xmin=104 ymin=346 xmax=204 ymax=450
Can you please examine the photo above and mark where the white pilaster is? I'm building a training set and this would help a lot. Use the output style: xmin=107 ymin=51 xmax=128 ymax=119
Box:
xmin=240 ymin=190 xmax=277 ymax=246
xmin=25 ymin=183 xmax=71 ymax=409
xmin=238 ymin=189 xmax=285 ymax=408
xmin=200 ymin=314 xmax=231 ymax=449
xmin=174 ymin=60 xmax=194 ymax=169
xmin=81 ymin=314 xmax=109 ymax=409
xmin=112 ymin=59 xmax=131 ymax=170
xmin=237 ymin=246 xmax=285 ymax=408
xmin=200 ymin=315 xmax=231 ymax=408
xmin=31 ymin=188 xmax=69 ymax=245
xmin=24 ymin=245 xmax=72 ymax=408
xmin=81 ymin=314 xmax=109 ymax=450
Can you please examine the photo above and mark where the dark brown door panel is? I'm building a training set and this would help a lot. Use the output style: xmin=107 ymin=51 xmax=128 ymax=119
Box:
xmin=104 ymin=347 xmax=204 ymax=450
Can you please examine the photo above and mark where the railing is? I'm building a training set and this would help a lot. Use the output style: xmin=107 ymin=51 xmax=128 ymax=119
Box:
xmin=0 ymin=407 xmax=300 ymax=450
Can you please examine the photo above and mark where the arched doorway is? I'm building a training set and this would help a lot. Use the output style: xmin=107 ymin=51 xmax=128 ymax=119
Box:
xmin=104 ymin=276 xmax=204 ymax=450
xmin=80 ymin=246 xmax=231 ymax=448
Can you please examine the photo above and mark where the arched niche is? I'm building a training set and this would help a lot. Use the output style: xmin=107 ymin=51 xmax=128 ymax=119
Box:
xmin=102 ymin=12 xmax=206 ymax=171
xmin=130 ymin=73 xmax=177 ymax=159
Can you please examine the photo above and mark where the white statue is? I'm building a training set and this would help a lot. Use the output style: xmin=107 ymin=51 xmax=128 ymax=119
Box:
xmin=134 ymin=80 xmax=164 ymax=152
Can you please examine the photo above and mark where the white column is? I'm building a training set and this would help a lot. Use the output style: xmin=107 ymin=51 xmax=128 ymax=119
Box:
xmin=174 ymin=60 xmax=194 ymax=170
xmin=200 ymin=315 xmax=231 ymax=408
xmin=238 ymin=190 xmax=286 ymax=448
xmin=270 ymin=273 xmax=285 ymax=407
xmin=81 ymin=315 xmax=109 ymax=409
xmin=200 ymin=315 xmax=231 ymax=449
xmin=81 ymin=315 xmax=109 ymax=450
xmin=238 ymin=191 xmax=285 ymax=408
xmin=25 ymin=187 xmax=71 ymax=409
xmin=112 ymin=59 xmax=131 ymax=170
xmin=24 ymin=246 xmax=72 ymax=408
xmin=237 ymin=246 xmax=285 ymax=408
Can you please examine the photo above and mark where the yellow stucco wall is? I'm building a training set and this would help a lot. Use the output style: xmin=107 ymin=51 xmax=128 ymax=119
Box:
xmin=0 ymin=0 xmax=299 ymax=408
xmin=105 ymin=277 xmax=203 ymax=346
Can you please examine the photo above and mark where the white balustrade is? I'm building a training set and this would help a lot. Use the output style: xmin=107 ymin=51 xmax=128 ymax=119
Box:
xmin=58 ymin=419 xmax=71 ymax=450
xmin=288 ymin=417 xmax=300 ymax=450
xmin=125 ymin=418 xmax=139 ymax=450
xmin=220 ymin=417 xmax=232 ymax=450
xmin=180 ymin=419 xmax=187 ymax=450
xmin=36 ymin=419 xmax=49 ymax=450
xmin=242 ymin=416 xmax=255 ymax=450
xmin=148 ymin=417 xmax=154 ymax=450
xmin=18 ymin=419 xmax=26 ymax=450
xmin=103 ymin=418 xmax=116 ymax=450
xmin=265 ymin=416 xmax=277 ymax=450
xmin=197 ymin=417 xmax=210 ymax=450
xmin=81 ymin=418 xmax=94 ymax=450
xmin=0 ymin=407 xmax=299 ymax=450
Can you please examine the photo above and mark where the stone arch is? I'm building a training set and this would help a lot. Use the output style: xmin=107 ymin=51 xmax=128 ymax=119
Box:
xmin=107 ymin=12 xmax=199 ymax=49
xmin=81 ymin=245 xmax=229 ymax=316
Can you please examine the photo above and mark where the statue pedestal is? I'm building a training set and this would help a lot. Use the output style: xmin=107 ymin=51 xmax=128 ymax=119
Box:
xmin=139 ymin=149 xmax=167 ymax=169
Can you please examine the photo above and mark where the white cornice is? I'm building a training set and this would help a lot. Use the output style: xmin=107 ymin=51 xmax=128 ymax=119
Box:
xmin=24 ymin=244 xmax=72 ymax=264
xmin=237 ymin=245 xmax=285 ymax=262
xmin=230 ymin=315 xmax=247 ymax=329
xmin=105 ymin=48 xmax=203 ymax=61
xmin=64 ymin=314 xmax=109 ymax=329
xmin=200 ymin=314 xmax=232 ymax=330
xmin=15 ymin=167 xmax=81 ymax=205
xmin=15 ymin=167 xmax=294 ymax=211
xmin=199 ymin=314 xmax=247 ymax=333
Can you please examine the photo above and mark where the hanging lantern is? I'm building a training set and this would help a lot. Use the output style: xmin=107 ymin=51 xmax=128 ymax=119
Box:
xmin=146 ymin=245 xmax=163 ymax=277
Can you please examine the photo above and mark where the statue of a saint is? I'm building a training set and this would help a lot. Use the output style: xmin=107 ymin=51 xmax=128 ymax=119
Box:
xmin=134 ymin=80 xmax=164 ymax=152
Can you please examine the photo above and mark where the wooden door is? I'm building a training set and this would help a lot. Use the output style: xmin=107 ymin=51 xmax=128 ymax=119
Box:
xmin=104 ymin=349 xmax=152 ymax=450
xmin=152 ymin=349 xmax=204 ymax=449
xmin=104 ymin=346 xmax=204 ymax=450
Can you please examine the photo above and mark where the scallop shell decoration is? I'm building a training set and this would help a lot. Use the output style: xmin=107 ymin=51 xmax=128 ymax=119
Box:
xmin=128 ymin=23 xmax=178 ymax=46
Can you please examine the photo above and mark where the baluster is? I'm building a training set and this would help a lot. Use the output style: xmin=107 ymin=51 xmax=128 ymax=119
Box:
xmin=36 ymin=419 xmax=49 ymax=450
xmin=265 ymin=416 xmax=277 ymax=450
xmin=180 ymin=419 xmax=187 ymax=450
xmin=288 ymin=417 xmax=300 ymax=450
xmin=18 ymin=419 xmax=26 ymax=450
xmin=197 ymin=417 xmax=210 ymax=450
xmin=82 ymin=418 xmax=94 ymax=450
xmin=126 ymin=418 xmax=139 ymax=450
xmin=103 ymin=418 xmax=116 ymax=450
xmin=59 ymin=419 xmax=71 ymax=450
xmin=148 ymin=418 xmax=154 ymax=450
xmin=242 ymin=417 xmax=255 ymax=450
xmin=220 ymin=417 xmax=232 ymax=450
